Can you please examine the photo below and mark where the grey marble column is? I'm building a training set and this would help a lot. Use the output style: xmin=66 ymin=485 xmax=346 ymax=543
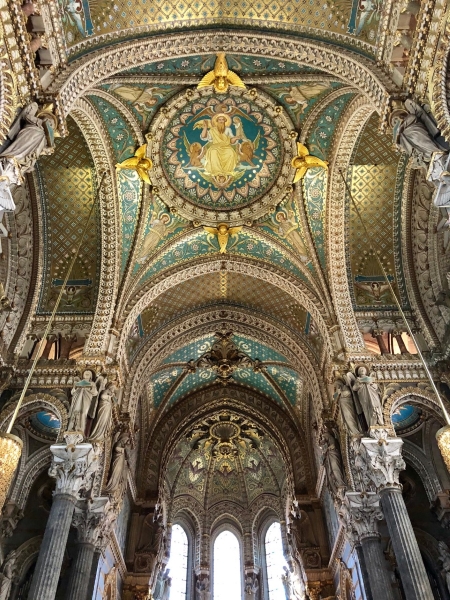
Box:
xmin=341 ymin=491 xmax=395 ymax=600
xmin=361 ymin=430 xmax=434 ymax=600
xmin=66 ymin=497 xmax=111 ymax=600
xmin=355 ymin=544 xmax=373 ymax=600
xmin=28 ymin=435 xmax=97 ymax=600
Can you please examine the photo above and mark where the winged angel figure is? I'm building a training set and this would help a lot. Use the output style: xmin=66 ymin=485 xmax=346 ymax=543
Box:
xmin=345 ymin=367 xmax=384 ymax=429
xmin=291 ymin=143 xmax=328 ymax=183
xmin=183 ymin=103 xmax=261 ymax=189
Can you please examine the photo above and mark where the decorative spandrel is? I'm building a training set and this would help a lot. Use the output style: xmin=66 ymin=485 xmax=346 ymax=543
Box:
xmin=151 ymin=87 xmax=296 ymax=226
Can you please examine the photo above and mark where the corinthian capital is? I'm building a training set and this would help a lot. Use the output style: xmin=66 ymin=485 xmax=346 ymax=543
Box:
xmin=360 ymin=428 xmax=405 ymax=490
xmin=72 ymin=497 xmax=111 ymax=545
xmin=343 ymin=492 xmax=384 ymax=540
xmin=49 ymin=439 xmax=98 ymax=497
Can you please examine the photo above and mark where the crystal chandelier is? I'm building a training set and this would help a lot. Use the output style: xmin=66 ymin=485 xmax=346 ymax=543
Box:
xmin=0 ymin=433 xmax=22 ymax=509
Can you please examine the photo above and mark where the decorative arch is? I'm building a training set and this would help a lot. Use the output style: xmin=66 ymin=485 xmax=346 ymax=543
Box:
xmin=326 ymin=96 xmax=374 ymax=352
xmin=382 ymin=387 xmax=448 ymax=427
xmin=402 ymin=440 xmax=442 ymax=503
xmin=143 ymin=385 xmax=311 ymax=496
xmin=70 ymin=97 xmax=122 ymax=356
xmin=50 ymin=31 xmax=395 ymax=116
xmin=0 ymin=392 xmax=68 ymax=433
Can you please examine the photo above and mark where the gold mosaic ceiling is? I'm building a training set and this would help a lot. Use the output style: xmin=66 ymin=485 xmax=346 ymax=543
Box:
xmin=63 ymin=0 xmax=384 ymax=57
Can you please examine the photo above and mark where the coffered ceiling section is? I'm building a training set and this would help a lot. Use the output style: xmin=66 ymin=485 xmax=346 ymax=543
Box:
xmin=62 ymin=1 xmax=387 ymax=58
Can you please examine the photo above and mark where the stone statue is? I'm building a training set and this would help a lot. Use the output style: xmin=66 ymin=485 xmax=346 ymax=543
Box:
xmin=335 ymin=378 xmax=362 ymax=436
xmin=154 ymin=568 xmax=171 ymax=600
xmin=0 ymin=550 xmax=16 ymax=600
xmin=0 ymin=103 xmax=58 ymax=179
xmin=281 ymin=566 xmax=304 ymax=600
xmin=390 ymin=99 xmax=448 ymax=170
xmin=89 ymin=383 xmax=117 ymax=442
xmin=67 ymin=370 xmax=98 ymax=435
xmin=350 ymin=367 xmax=384 ymax=428
xmin=244 ymin=573 xmax=259 ymax=600
xmin=196 ymin=575 xmax=210 ymax=600
xmin=105 ymin=427 xmax=131 ymax=498
xmin=290 ymin=510 xmax=317 ymax=549
xmin=319 ymin=425 xmax=346 ymax=496
xmin=438 ymin=541 xmax=450 ymax=592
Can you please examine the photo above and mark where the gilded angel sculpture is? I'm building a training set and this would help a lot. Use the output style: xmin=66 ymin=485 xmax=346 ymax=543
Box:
xmin=203 ymin=223 xmax=242 ymax=253
xmin=116 ymin=144 xmax=153 ymax=183
xmin=197 ymin=53 xmax=246 ymax=93
xmin=291 ymin=143 xmax=328 ymax=183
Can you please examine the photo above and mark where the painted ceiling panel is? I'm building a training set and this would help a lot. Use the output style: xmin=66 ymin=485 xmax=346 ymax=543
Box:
xmin=266 ymin=365 xmax=302 ymax=406
xmin=35 ymin=117 xmax=100 ymax=314
xmin=231 ymin=368 xmax=283 ymax=405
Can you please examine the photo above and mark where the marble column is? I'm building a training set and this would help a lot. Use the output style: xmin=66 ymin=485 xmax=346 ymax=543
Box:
xmin=28 ymin=434 xmax=97 ymax=600
xmin=355 ymin=544 xmax=373 ymax=600
xmin=66 ymin=497 xmax=111 ymax=600
xmin=372 ymin=329 xmax=389 ymax=355
xmin=360 ymin=429 xmax=434 ymax=600
xmin=340 ymin=492 xmax=394 ymax=600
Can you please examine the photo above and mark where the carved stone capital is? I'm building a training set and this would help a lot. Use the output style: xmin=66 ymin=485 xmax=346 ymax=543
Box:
xmin=49 ymin=441 xmax=98 ymax=498
xmin=342 ymin=492 xmax=383 ymax=541
xmin=359 ymin=429 xmax=405 ymax=491
xmin=72 ymin=497 xmax=111 ymax=545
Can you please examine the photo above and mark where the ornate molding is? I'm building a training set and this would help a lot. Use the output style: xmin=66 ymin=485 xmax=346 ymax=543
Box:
xmin=50 ymin=31 xmax=396 ymax=116
xmin=0 ymin=392 xmax=68 ymax=433
xmin=49 ymin=439 xmax=98 ymax=497
xmin=326 ymin=97 xmax=373 ymax=352
xmin=71 ymin=98 xmax=121 ymax=356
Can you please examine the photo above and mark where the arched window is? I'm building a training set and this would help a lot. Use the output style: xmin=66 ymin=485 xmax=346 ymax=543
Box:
xmin=213 ymin=530 xmax=242 ymax=600
xmin=167 ymin=524 xmax=189 ymax=600
xmin=265 ymin=522 xmax=287 ymax=600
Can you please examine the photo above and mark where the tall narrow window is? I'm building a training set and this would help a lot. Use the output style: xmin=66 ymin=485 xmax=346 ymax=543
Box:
xmin=166 ymin=523 xmax=188 ymax=600
xmin=213 ymin=530 xmax=242 ymax=600
xmin=265 ymin=522 xmax=288 ymax=600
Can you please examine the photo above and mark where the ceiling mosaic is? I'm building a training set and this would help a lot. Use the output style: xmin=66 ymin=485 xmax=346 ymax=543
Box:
xmin=62 ymin=2 xmax=383 ymax=58
xmin=35 ymin=116 xmax=100 ymax=314
xmin=346 ymin=112 xmax=410 ymax=311
xmin=126 ymin=273 xmax=324 ymax=364
xmin=167 ymin=412 xmax=286 ymax=509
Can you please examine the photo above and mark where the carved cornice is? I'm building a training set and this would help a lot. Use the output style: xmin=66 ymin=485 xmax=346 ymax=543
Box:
xmin=71 ymin=98 xmax=121 ymax=356
xmin=326 ymin=97 xmax=373 ymax=352
xmin=48 ymin=31 xmax=396 ymax=117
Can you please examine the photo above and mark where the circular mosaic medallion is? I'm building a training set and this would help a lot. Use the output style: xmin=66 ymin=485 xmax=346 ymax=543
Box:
xmin=150 ymin=88 xmax=296 ymax=226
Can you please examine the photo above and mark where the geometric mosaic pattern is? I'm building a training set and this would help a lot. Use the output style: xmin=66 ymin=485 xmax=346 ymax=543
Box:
xmin=36 ymin=117 xmax=99 ymax=314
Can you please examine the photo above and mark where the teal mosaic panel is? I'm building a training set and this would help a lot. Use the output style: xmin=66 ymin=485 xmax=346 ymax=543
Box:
xmin=231 ymin=369 xmax=283 ymax=404
xmin=100 ymin=83 xmax=182 ymax=130
xmin=266 ymin=365 xmax=301 ymax=405
xmin=232 ymin=335 xmax=287 ymax=363
xmin=149 ymin=366 xmax=184 ymax=407
xmin=302 ymin=167 xmax=327 ymax=270
xmin=262 ymin=81 xmax=343 ymax=128
xmin=117 ymin=170 xmax=142 ymax=277
xmin=306 ymin=92 xmax=356 ymax=161
xmin=163 ymin=335 xmax=216 ymax=364
xmin=122 ymin=54 xmax=317 ymax=77
xmin=168 ymin=369 xmax=217 ymax=406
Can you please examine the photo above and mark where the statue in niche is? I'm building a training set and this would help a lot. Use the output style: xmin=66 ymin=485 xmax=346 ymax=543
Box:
xmin=153 ymin=568 xmax=171 ymax=600
xmin=319 ymin=424 xmax=346 ymax=496
xmin=244 ymin=573 xmax=259 ymax=600
xmin=0 ymin=103 xmax=58 ymax=181
xmin=196 ymin=575 xmax=210 ymax=600
xmin=89 ymin=382 xmax=118 ymax=442
xmin=439 ymin=541 xmax=450 ymax=592
xmin=347 ymin=367 xmax=384 ymax=428
xmin=390 ymin=99 xmax=450 ymax=207
xmin=0 ymin=550 xmax=16 ymax=600
xmin=290 ymin=508 xmax=318 ymax=549
xmin=67 ymin=370 xmax=98 ymax=435
xmin=105 ymin=425 xmax=131 ymax=499
xmin=334 ymin=377 xmax=362 ymax=436
xmin=281 ymin=566 xmax=304 ymax=600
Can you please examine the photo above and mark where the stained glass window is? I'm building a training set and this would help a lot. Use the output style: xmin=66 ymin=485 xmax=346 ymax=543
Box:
xmin=213 ymin=530 xmax=242 ymax=600
xmin=166 ymin=524 xmax=188 ymax=600
xmin=265 ymin=522 xmax=288 ymax=600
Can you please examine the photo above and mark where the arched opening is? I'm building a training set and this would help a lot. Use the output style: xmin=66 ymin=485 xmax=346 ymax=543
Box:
xmin=166 ymin=524 xmax=189 ymax=600
xmin=265 ymin=522 xmax=288 ymax=600
xmin=213 ymin=530 xmax=242 ymax=600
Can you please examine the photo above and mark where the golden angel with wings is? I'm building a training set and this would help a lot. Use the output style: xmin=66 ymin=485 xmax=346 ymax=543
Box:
xmin=198 ymin=53 xmax=246 ymax=93
xmin=291 ymin=142 xmax=328 ymax=183
xmin=116 ymin=144 xmax=153 ymax=184
xmin=203 ymin=223 xmax=242 ymax=253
